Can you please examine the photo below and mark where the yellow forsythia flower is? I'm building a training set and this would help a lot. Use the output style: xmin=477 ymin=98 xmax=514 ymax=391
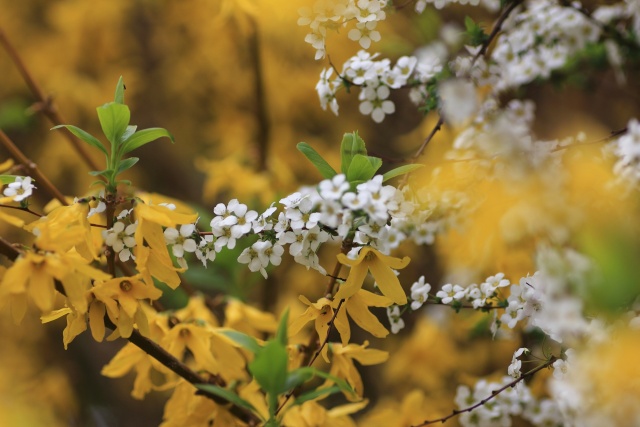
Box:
xmin=335 ymin=247 xmax=410 ymax=305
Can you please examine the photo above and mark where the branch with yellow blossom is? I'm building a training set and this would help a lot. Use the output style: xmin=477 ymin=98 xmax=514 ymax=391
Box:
xmin=0 ymin=236 xmax=261 ymax=425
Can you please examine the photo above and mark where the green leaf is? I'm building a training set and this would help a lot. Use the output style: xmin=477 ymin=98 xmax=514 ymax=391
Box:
xmin=120 ymin=127 xmax=174 ymax=154
xmin=340 ymin=131 xmax=367 ymax=175
xmin=367 ymin=156 xmax=382 ymax=174
xmin=464 ymin=16 xmax=488 ymax=46
xmin=96 ymin=102 xmax=131 ymax=144
xmin=249 ymin=339 xmax=288 ymax=396
xmin=347 ymin=154 xmax=376 ymax=183
xmin=296 ymin=142 xmax=337 ymax=179
xmin=114 ymin=76 xmax=126 ymax=104
xmin=284 ymin=366 xmax=353 ymax=396
xmin=51 ymin=125 xmax=108 ymax=156
xmin=120 ymin=125 xmax=137 ymax=143
xmin=219 ymin=329 xmax=262 ymax=353
xmin=0 ymin=175 xmax=22 ymax=185
xmin=195 ymin=384 xmax=261 ymax=416
xmin=88 ymin=168 xmax=111 ymax=177
xmin=382 ymin=164 xmax=424 ymax=182
xmin=116 ymin=157 xmax=139 ymax=175
xmin=276 ymin=308 xmax=290 ymax=347
xmin=293 ymin=385 xmax=341 ymax=406
xmin=301 ymin=368 xmax=353 ymax=395
xmin=284 ymin=367 xmax=315 ymax=390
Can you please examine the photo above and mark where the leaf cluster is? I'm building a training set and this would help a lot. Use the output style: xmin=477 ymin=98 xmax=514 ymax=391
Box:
xmin=297 ymin=131 xmax=423 ymax=187
xmin=52 ymin=77 xmax=174 ymax=193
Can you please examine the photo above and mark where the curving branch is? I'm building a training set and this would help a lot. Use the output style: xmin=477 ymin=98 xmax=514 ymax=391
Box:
xmin=411 ymin=357 xmax=557 ymax=427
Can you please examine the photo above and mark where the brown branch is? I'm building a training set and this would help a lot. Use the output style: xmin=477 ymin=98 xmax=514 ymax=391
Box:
xmin=0 ymin=27 xmax=101 ymax=172
xmin=247 ymin=17 xmax=271 ymax=172
xmin=411 ymin=357 xmax=557 ymax=426
xmin=0 ymin=129 xmax=68 ymax=205
xmin=409 ymin=0 xmax=523 ymax=164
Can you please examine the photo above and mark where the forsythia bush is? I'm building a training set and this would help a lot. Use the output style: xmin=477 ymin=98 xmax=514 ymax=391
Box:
xmin=1 ymin=0 xmax=640 ymax=426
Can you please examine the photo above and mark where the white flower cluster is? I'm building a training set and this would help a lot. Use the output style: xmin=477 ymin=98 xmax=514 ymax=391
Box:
xmin=434 ymin=272 xmax=511 ymax=309
xmin=98 ymin=174 xmax=449 ymax=279
xmin=317 ymin=49 xmax=443 ymax=122
xmin=455 ymin=376 xmax=563 ymax=427
xmin=612 ymin=118 xmax=640 ymax=185
xmin=456 ymin=0 xmax=602 ymax=93
xmin=414 ymin=0 xmax=499 ymax=13
xmin=103 ymin=209 xmax=137 ymax=262
xmin=3 ymin=176 xmax=36 ymax=202
xmin=298 ymin=0 xmax=388 ymax=60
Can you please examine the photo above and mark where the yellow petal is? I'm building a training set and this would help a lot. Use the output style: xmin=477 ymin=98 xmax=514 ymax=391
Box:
xmin=289 ymin=306 xmax=317 ymax=337
xmin=89 ymin=300 xmax=106 ymax=342
xmin=333 ymin=305 xmax=351 ymax=347
xmin=356 ymin=289 xmax=393 ymax=307
xmin=334 ymin=262 xmax=368 ymax=301
xmin=336 ymin=250 xmax=366 ymax=267
xmin=373 ymin=250 xmax=411 ymax=270
xmin=29 ymin=268 xmax=56 ymax=312
xmin=41 ymin=307 xmax=72 ymax=323
xmin=368 ymin=257 xmax=407 ymax=305
xmin=345 ymin=293 xmax=389 ymax=339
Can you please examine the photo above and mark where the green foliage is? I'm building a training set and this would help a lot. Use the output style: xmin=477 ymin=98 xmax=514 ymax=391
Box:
xmin=464 ymin=16 xmax=489 ymax=46
xmin=195 ymin=384 xmax=262 ymax=417
xmin=214 ymin=309 xmax=354 ymax=425
xmin=296 ymin=142 xmax=337 ymax=179
xmin=52 ymin=77 xmax=174 ymax=193
xmin=298 ymin=131 xmax=422 ymax=189
xmin=0 ymin=175 xmax=26 ymax=185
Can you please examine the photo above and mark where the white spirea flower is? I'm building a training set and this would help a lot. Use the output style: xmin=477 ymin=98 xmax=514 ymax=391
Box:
xmin=3 ymin=176 xmax=36 ymax=202
xmin=164 ymin=223 xmax=198 ymax=260
xmin=103 ymin=220 xmax=137 ymax=262
xmin=358 ymin=84 xmax=395 ymax=123
xmin=410 ymin=276 xmax=431 ymax=310
xmin=387 ymin=305 xmax=405 ymax=334
xmin=439 ymin=79 xmax=479 ymax=126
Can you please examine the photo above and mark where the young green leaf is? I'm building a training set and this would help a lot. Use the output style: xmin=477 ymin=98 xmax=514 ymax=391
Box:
xmin=366 ymin=156 xmax=382 ymax=174
xmin=283 ymin=367 xmax=315 ymax=391
xmin=96 ymin=102 xmax=131 ymax=144
xmin=195 ymin=384 xmax=261 ymax=416
xmin=120 ymin=128 xmax=175 ymax=154
xmin=276 ymin=308 xmax=290 ymax=346
xmin=219 ymin=329 xmax=262 ymax=354
xmin=51 ymin=125 xmax=108 ymax=156
xmin=114 ymin=76 xmax=126 ymax=104
xmin=382 ymin=164 xmax=424 ymax=182
xmin=0 ymin=175 xmax=22 ymax=185
xmin=293 ymin=385 xmax=342 ymax=407
xmin=249 ymin=339 xmax=289 ymax=397
xmin=88 ymin=169 xmax=111 ymax=177
xmin=347 ymin=154 xmax=376 ymax=183
xmin=464 ymin=16 xmax=488 ymax=46
xmin=120 ymin=125 xmax=137 ymax=143
xmin=340 ymin=131 xmax=367 ymax=175
xmin=116 ymin=157 xmax=139 ymax=175
xmin=296 ymin=142 xmax=337 ymax=179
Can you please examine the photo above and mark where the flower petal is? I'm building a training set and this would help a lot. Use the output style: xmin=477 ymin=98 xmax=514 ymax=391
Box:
xmin=368 ymin=258 xmax=407 ymax=305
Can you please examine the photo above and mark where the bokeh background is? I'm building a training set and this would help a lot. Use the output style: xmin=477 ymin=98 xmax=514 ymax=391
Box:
xmin=0 ymin=0 xmax=638 ymax=426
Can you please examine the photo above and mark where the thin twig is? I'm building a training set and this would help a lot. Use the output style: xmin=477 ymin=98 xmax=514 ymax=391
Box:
xmin=411 ymin=357 xmax=557 ymax=426
xmin=0 ymin=129 xmax=68 ymax=205
xmin=0 ymin=27 xmax=101 ymax=171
